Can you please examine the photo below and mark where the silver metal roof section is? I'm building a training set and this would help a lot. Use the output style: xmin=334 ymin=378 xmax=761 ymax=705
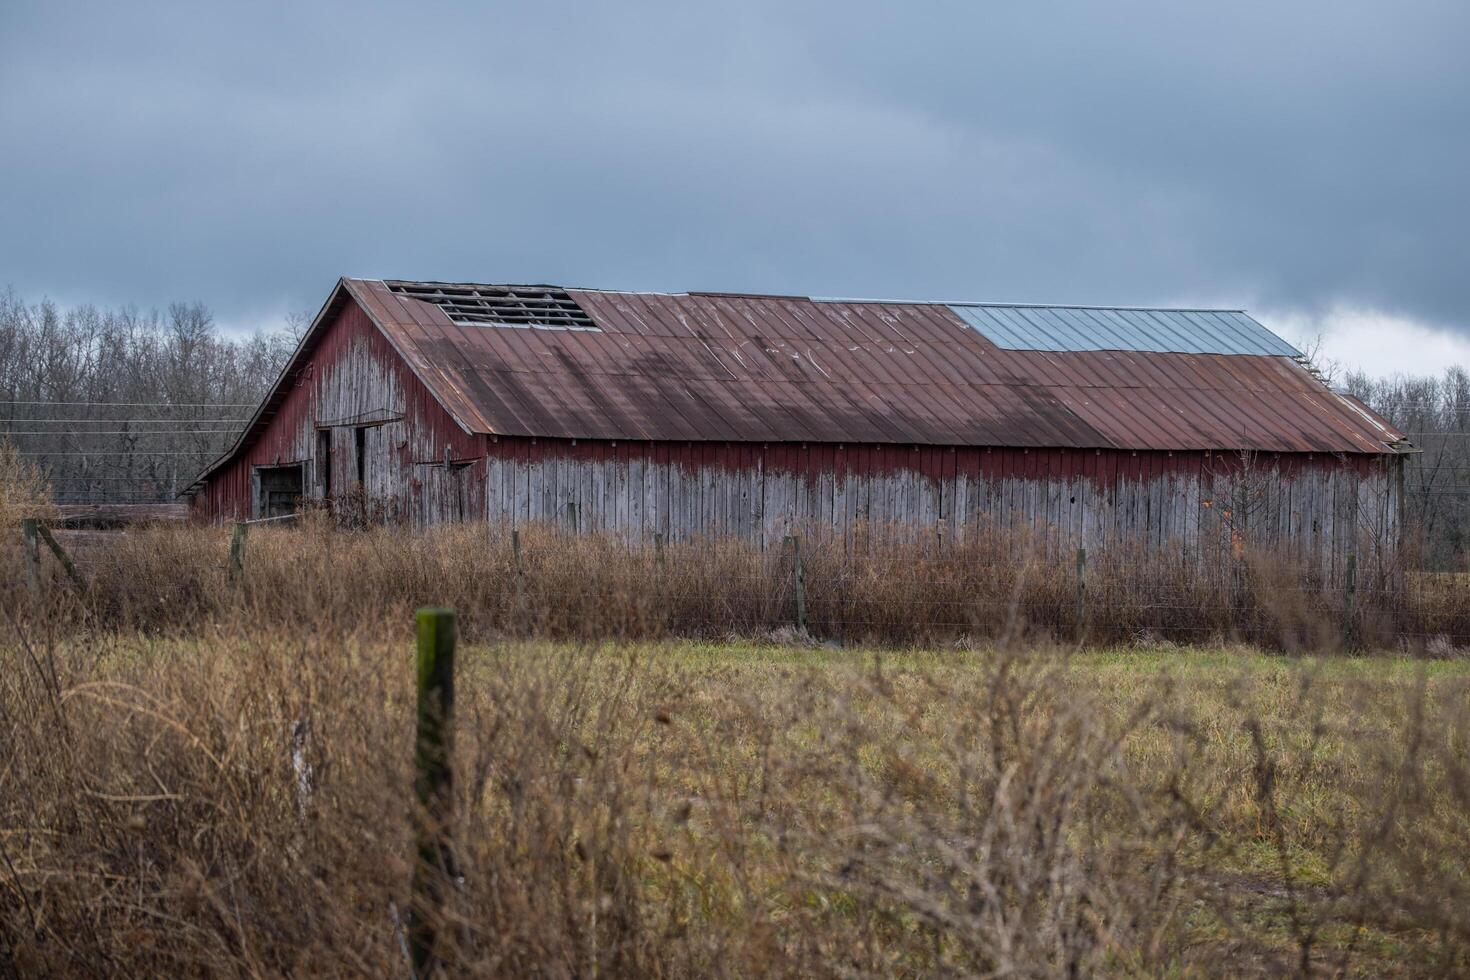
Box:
xmin=949 ymin=304 xmax=1302 ymax=357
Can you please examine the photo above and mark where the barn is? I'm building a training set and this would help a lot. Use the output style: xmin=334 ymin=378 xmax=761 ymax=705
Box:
xmin=184 ymin=278 xmax=1410 ymax=566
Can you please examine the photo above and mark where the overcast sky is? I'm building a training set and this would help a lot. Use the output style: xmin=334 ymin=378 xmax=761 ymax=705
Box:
xmin=3 ymin=1 xmax=1467 ymax=377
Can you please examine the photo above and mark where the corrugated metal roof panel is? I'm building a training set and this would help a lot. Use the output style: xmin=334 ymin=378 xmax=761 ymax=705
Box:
xmin=327 ymin=279 xmax=1401 ymax=454
xmin=949 ymin=304 xmax=1302 ymax=357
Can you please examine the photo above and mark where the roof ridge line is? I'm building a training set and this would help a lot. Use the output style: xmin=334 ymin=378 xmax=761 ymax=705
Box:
xmin=815 ymin=296 xmax=1249 ymax=313
xmin=358 ymin=279 xmax=1249 ymax=313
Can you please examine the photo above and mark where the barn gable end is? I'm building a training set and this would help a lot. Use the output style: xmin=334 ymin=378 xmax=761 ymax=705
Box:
xmin=189 ymin=284 xmax=486 ymax=523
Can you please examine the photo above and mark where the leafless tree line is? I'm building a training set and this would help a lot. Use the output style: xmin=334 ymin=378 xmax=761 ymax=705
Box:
xmin=1344 ymin=367 xmax=1470 ymax=570
xmin=0 ymin=289 xmax=299 ymax=502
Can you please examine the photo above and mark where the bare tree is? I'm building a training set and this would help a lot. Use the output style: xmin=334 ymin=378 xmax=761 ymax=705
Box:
xmin=1345 ymin=367 xmax=1470 ymax=570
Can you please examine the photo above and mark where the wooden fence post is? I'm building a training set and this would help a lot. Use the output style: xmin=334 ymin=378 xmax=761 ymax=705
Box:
xmin=21 ymin=518 xmax=40 ymax=595
xmin=35 ymin=524 xmax=86 ymax=594
xmin=411 ymin=607 xmax=457 ymax=977
xmin=511 ymin=528 xmax=525 ymax=633
xmin=566 ymin=501 xmax=578 ymax=533
xmin=786 ymin=534 xmax=807 ymax=633
xmin=1344 ymin=552 xmax=1358 ymax=649
xmin=1075 ymin=547 xmax=1087 ymax=641
xmin=651 ymin=532 xmax=667 ymax=633
xmin=228 ymin=522 xmax=248 ymax=585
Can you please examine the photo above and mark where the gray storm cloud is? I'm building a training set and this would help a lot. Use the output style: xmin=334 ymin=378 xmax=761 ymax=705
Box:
xmin=1 ymin=0 xmax=1466 ymax=335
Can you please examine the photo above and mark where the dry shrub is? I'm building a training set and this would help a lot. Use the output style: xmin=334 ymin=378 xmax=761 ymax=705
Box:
xmin=763 ymin=653 xmax=1209 ymax=974
xmin=0 ymin=439 xmax=55 ymax=528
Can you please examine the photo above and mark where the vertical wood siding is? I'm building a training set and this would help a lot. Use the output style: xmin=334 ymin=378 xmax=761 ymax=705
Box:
xmin=481 ymin=439 xmax=1402 ymax=573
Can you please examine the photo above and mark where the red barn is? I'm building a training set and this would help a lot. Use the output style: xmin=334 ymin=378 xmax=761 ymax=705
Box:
xmin=185 ymin=278 xmax=1409 ymax=566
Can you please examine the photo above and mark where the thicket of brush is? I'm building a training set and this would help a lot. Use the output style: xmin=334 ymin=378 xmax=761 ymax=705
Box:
xmin=10 ymin=516 xmax=1469 ymax=652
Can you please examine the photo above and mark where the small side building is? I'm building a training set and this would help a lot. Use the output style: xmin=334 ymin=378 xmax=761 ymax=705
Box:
xmin=185 ymin=278 xmax=1410 ymax=569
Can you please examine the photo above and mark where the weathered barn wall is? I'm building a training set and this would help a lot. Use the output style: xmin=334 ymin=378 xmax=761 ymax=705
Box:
xmin=192 ymin=298 xmax=485 ymax=522
xmin=481 ymin=438 xmax=1401 ymax=574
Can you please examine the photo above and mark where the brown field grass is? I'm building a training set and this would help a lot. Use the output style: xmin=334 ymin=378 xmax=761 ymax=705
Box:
xmin=3 ymin=519 xmax=1470 ymax=976
xmin=9 ymin=516 xmax=1470 ymax=651
xmin=2 ymin=629 xmax=1468 ymax=976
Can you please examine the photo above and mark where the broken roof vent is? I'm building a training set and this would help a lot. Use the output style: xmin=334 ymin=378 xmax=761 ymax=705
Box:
xmin=386 ymin=281 xmax=599 ymax=331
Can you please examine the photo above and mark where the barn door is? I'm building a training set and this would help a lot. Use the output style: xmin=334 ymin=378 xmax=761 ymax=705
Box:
xmin=256 ymin=464 xmax=304 ymax=518
xmin=417 ymin=459 xmax=479 ymax=525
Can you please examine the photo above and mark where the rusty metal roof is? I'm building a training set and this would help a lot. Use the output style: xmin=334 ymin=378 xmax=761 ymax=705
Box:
xmin=186 ymin=278 xmax=1407 ymax=492
xmin=337 ymin=279 xmax=1405 ymax=455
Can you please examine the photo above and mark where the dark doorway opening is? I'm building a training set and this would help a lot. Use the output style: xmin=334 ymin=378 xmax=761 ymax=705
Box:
xmin=258 ymin=465 xmax=304 ymax=518
xmin=451 ymin=461 xmax=471 ymax=522
xmin=317 ymin=429 xmax=332 ymax=499
xmin=355 ymin=426 xmax=367 ymax=487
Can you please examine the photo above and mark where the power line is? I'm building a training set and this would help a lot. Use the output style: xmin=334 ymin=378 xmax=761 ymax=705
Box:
xmin=52 ymin=494 xmax=180 ymax=499
xmin=1 ymin=429 xmax=239 ymax=435
xmin=0 ymin=400 xmax=255 ymax=407
xmin=17 ymin=450 xmax=217 ymax=456
xmin=49 ymin=489 xmax=183 ymax=493
xmin=1373 ymin=409 xmax=1470 ymax=415
xmin=0 ymin=418 xmax=251 ymax=423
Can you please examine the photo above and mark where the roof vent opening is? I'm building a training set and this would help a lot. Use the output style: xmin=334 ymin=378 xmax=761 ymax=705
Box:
xmin=386 ymin=281 xmax=598 ymax=330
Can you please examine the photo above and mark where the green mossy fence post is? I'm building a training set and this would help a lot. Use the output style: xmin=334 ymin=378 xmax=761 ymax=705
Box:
xmin=21 ymin=518 xmax=40 ymax=595
xmin=1344 ymin=552 xmax=1358 ymax=649
xmin=1075 ymin=547 xmax=1087 ymax=642
xmin=411 ymin=606 xmax=457 ymax=977
xmin=228 ymin=522 xmax=248 ymax=586
xmin=786 ymin=534 xmax=807 ymax=634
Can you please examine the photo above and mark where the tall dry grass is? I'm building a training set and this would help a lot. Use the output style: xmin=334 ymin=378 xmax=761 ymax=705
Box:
xmin=7 ymin=516 xmax=1467 ymax=652
xmin=1 ymin=629 xmax=1467 ymax=976
xmin=3 ymin=513 xmax=1470 ymax=974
